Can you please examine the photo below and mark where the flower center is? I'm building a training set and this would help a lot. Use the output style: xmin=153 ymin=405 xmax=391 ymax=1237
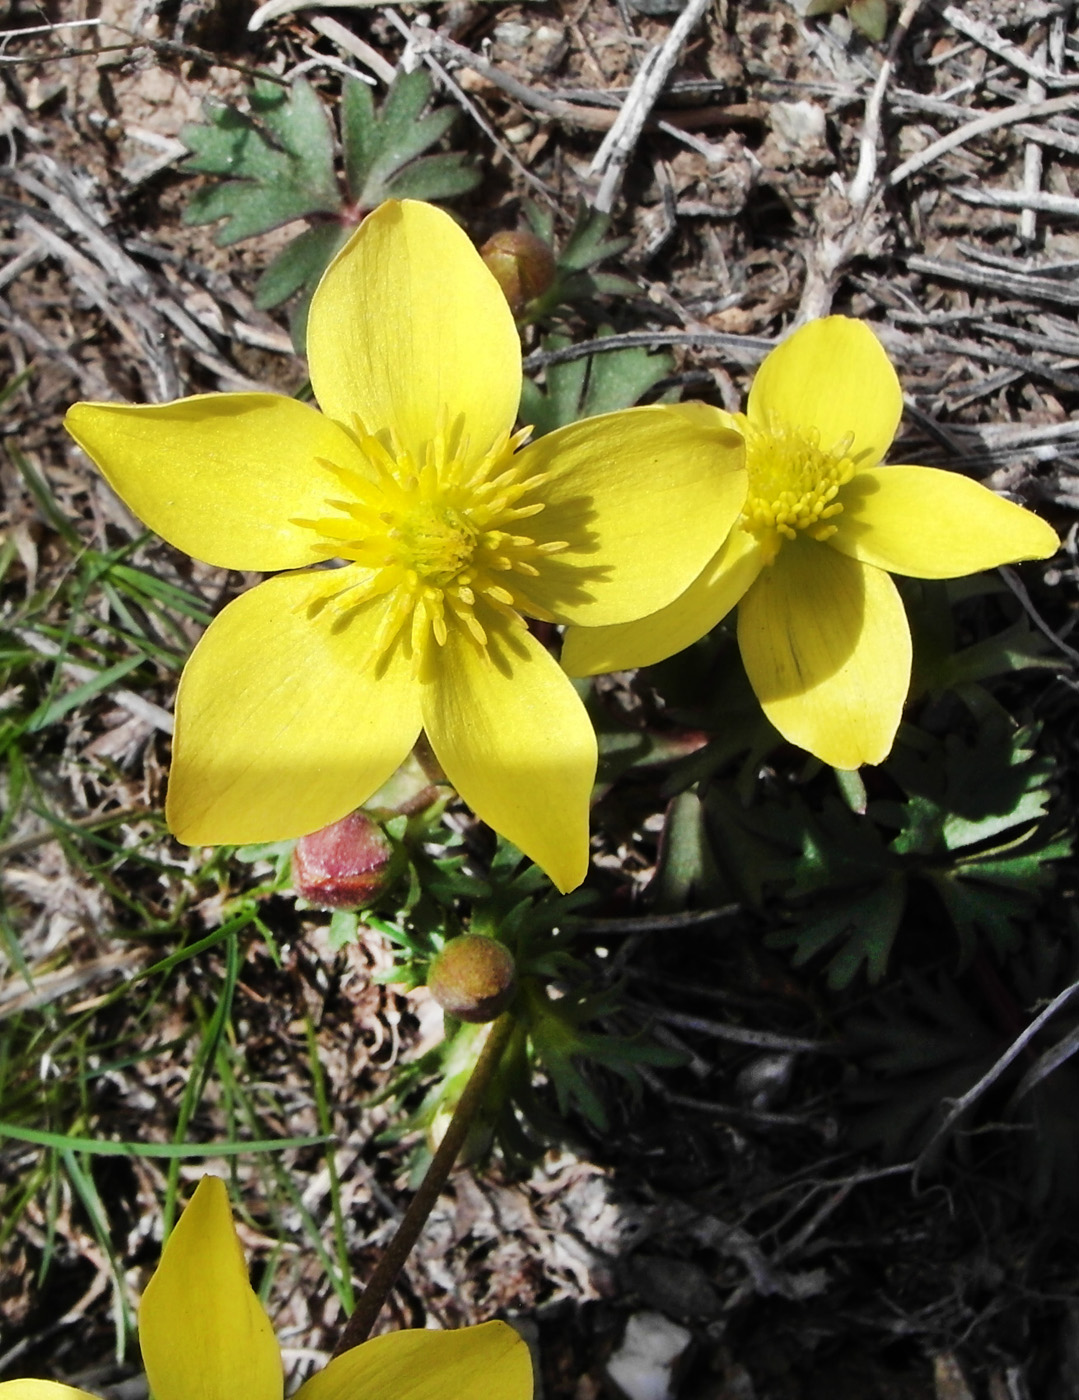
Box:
xmin=737 ymin=412 xmax=855 ymax=564
xmin=295 ymin=418 xmax=567 ymax=676
xmin=396 ymin=504 xmax=478 ymax=584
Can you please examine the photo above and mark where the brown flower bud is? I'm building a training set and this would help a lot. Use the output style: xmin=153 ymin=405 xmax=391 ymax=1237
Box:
xmin=428 ymin=934 xmax=517 ymax=1023
xmin=292 ymin=810 xmax=395 ymax=909
xmin=480 ymin=230 xmax=557 ymax=317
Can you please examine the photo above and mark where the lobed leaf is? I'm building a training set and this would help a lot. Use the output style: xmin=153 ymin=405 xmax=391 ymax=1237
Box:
xmin=180 ymin=78 xmax=340 ymax=244
xmin=558 ymin=202 xmax=632 ymax=273
xmin=342 ymin=70 xmax=478 ymax=209
xmin=768 ymin=876 xmax=906 ymax=988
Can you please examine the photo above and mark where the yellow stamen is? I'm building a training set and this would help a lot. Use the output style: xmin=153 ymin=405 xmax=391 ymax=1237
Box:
xmin=301 ymin=426 xmax=548 ymax=673
xmin=737 ymin=411 xmax=855 ymax=565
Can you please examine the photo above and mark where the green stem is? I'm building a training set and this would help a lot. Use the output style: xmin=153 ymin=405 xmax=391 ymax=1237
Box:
xmin=331 ymin=1012 xmax=514 ymax=1356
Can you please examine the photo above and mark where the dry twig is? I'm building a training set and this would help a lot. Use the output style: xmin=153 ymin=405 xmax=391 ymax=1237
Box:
xmin=941 ymin=6 xmax=1079 ymax=89
xmin=888 ymin=94 xmax=1079 ymax=189
xmin=590 ymin=0 xmax=712 ymax=213
xmin=390 ymin=14 xmax=558 ymax=206
xmin=914 ymin=976 xmax=1079 ymax=1183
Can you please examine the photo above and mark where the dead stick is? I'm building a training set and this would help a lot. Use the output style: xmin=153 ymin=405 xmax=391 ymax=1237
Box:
xmin=331 ymin=1012 xmax=515 ymax=1356
xmin=592 ymin=0 xmax=712 ymax=213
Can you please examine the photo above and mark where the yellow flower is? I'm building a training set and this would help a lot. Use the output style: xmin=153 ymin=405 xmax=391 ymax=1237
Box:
xmin=563 ymin=316 xmax=1059 ymax=770
xmin=65 ymin=201 xmax=745 ymax=892
xmin=0 ymin=1177 xmax=532 ymax=1400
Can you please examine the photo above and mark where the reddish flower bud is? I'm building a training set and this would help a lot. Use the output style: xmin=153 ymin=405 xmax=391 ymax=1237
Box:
xmin=428 ymin=934 xmax=518 ymax=1023
xmin=292 ymin=810 xmax=395 ymax=909
xmin=480 ymin=230 xmax=557 ymax=317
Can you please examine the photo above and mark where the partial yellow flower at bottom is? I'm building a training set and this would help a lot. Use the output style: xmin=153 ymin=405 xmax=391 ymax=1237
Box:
xmin=563 ymin=316 xmax=1059 ymax=770
xmin=0 ymin=1177 xmax=531 ymax=1400
xmin=65 ymin=200 xmax=745 ymax=892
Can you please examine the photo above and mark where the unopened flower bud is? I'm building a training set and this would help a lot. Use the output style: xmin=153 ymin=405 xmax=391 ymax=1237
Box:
xmin=292 ymin=810 xmax=395 ymax=909
xmin=428 ymin=934 xmax=517 ymax=1023
xmin=480 ymin=230 xmax=557 ymax=317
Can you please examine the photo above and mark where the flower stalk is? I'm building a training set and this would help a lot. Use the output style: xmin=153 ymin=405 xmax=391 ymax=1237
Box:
xmin=332 ymin=1010 xmax=516 ymax=1356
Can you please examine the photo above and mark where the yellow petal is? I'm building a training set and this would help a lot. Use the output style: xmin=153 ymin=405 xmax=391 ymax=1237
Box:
xmin=737 ymin=540 xmax=911 ymax=768
xmin=421 ymin=615 xmax=596 ymax=892
xmin=293 ymin=1322 xmax=532 ymax=1400
xmin=747 ymin=317 xmax=901 ymax=469
xmin=0 ymin=1385 xmax=100 ymax=1400
xmin=139 ymin=1177 xmax=282 ymax=1400
xmin=167 ymin=570 xmax=422 ymax=844
xmin=65 ymin=396 xmax=367 ymax=572
xmin=515 ymin=403 xmax=746 ymax=626
xmin=829 ymin=465 xmax=1059 ymax=577
xmin=308 ymin=201 xmax=521 ymax=468
xmin=561 ymin=526 xmax=764 ymax=676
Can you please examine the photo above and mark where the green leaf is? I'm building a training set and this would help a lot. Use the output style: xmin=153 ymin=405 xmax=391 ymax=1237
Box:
xmin=524 ymin=202 xmax=555 ymax=243
xmin=28 ymin=653 xmax=146 ymax=731
xmin=887 ymin=721 xmax=1058 ymax=857
xmin=367 ymin=107 xmax=459 ymax=191
xmin=380 ymin=67 xmax=440 ymax=139
xmin=651 ymin=789 xmax=708 ymax=911
xmin=180 ymin=78 xmax=340 ymax=244
xmin=929 ymin=873 xmax=1028 ymax=962
xmin=851 ymin=973 xmax=996 ymax=1076
xmin=768 ymin=876 xmax=906 ymax=988
xmin=0 ymin=1122 xmax=327 ymax=1157
xmin=289 ymin=284 xmax=318 ymax=355
xmin=846 ymin=974 xmax=1002 ymax=1161
xmin=558 ymin=202 xmax=632 ymax=273
xmin=181 ymin=95 xmax=282 ymax=179
xmin=704 ymin=786 xmax=804 ymax=906
xmin=935 ymin=617 xmax=1055 ymax=689
xmin=522 ymin=333 xmax=673 ymax=435
xmin=343 ymin=69 xmax=478 ymax=209
xmin=582 ymin=341 xmax=674 ymax=415
xmin=187 ymin=180 xmax=335 ymax=245
xmin=521 ymin=340 xmax=586 ymax=436
xmin=792 ymin=796 xmax=894 ymax=894
xmin=588 ymin=271 xmax=641 ymax=297
xmin=849 ymin=0 xmax=890 ymax=41
xmin=327 ymin=909 xmax=361 ymax=951
xmin=253 ymin=222 xmax=351 ymax=310
xmin=834 ymin=767 xmax=867 ymax=814
xmin=941 ymin=789 xmax=1049 ymax=852
xmin=340 ymin=76 xmax=379 ymax=198
xmin=955 ymin=833 xmax=1073 ymax=890
xmin=251 ymin=78 xmax=339 ymax=200
xmin=382 ymin=152 xmax=481 ymax=203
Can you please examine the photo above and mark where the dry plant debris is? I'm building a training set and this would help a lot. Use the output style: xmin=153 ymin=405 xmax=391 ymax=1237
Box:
xmin=3 ymin=0 xmax=1079 ymax=1397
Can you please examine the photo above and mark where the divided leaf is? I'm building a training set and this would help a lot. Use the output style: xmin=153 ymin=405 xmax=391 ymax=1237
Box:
xmin=556 ymin=202 xmax=632 ymax=273
xmin=179 ymin=72 xmax=480 ymax=348
xmin=749 ymin=720 xmax=1069 ymax=987
xmin=181 ymin=78 xmax=340 ymax=244
xmin=519 ymin=200 xmax=638 ymax=325
xmin=772 ymin=876 xmax=906 ymax=989
xmin=341 ymin=71 xmax=479 ymax=209
xmin=845 ymin=973 xmax=1003 ymax=1161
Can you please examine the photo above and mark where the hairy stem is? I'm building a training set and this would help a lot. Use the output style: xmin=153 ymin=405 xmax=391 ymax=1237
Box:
xmin=331 ymin=1011 xmax=515 ymax=1355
